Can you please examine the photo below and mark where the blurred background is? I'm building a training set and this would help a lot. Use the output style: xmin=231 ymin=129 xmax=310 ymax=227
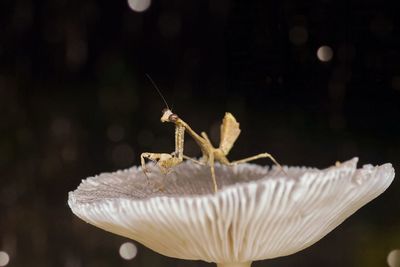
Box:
xmin=0 ymin=0 xmax=399 ymax=266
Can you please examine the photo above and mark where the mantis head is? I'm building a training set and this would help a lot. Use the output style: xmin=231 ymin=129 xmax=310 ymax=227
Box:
xmin=161 ymin=108 xmax=179 ymax=123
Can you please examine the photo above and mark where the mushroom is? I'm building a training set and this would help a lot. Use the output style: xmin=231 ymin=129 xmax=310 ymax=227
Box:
xmin=68 ymin=158 xmax=394 ymax=267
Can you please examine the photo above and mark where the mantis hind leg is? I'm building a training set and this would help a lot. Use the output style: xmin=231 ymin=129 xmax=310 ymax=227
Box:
xmin=183 ymin=155 xmax=206 ymax=165
xmin=229 ymin=152 xmax=286 ymax=174
xmin=208 ymin=154 xmax=218 ymax=193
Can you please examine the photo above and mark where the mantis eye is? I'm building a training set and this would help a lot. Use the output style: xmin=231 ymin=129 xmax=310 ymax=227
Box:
xmin=169 ymin=114 xmax=178 ymax=122
xmin=162 ymin=108 xmax=169 ymax=114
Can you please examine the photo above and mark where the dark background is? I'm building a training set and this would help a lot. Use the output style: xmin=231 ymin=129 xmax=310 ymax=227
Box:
xmin=0 ymin=0 xmax=399 ymax=266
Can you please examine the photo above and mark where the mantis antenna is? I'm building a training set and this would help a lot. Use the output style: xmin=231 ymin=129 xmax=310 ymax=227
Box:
xmin=145 ymin=73 xmax=170 ymax=110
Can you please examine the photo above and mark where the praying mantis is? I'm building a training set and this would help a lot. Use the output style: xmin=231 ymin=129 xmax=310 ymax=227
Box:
xmin=140 ymin=76 xmax=283 ymax=193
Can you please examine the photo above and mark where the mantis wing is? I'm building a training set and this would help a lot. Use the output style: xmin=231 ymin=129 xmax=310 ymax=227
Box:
xmin=219 ymin=112 xmax=241 ymax=156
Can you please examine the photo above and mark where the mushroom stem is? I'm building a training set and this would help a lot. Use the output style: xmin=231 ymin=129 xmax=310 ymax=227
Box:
xmin=216 ymin=262 xmax=252 ymax=267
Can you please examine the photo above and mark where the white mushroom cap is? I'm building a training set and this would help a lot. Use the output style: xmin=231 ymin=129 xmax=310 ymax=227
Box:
xmin=68 ymin=158 xmax=394 ymax=264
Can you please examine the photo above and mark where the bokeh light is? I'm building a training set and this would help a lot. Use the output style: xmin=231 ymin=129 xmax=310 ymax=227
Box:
xmin=0 ymin=251 xmax=10 ymax=267
xmin=127 ymin=0 xmax=151 ymax=12
xmin=51 ymin=118 xmax=72 ymax=139
xmin=66 ymin=39 xmax=87 ymax=71
xmin=107 ymin=125 xmax=125 ymax=142
xmin=111 ymin=143 xmax=135 ymax=167
xmin=61 ymin=146 xmax=77 ymax=162
xmin=289 ymin=26 xmax=308 ymax=46
xmin=388 ymin=249 xmax=400 ymax=267
xmin=392 ymin=76 xmax=400 ymax=91
xmin=317 ymin=45 xmax=334 ymax=62
xmin=158 ymin=12 xmax=182 ymax=38
xmin=370 ymin=15 xmax=393 ymax=38
xmin=119 ymin=242 xmax=137 ymax=260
